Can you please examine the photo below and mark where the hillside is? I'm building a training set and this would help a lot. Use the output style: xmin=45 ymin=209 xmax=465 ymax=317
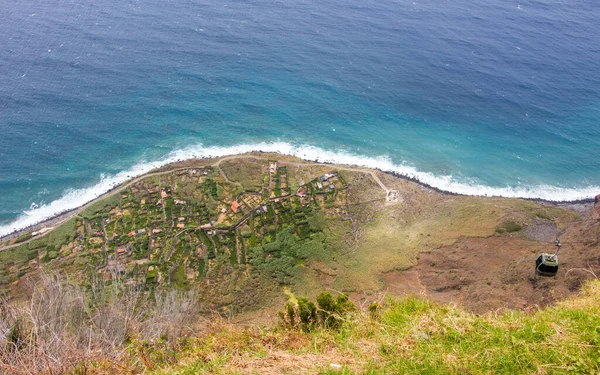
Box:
xmin=93 ymin=280 xmax=600 ymax=374
xmin=2 ymin=276 xmax=599 ymax=374
xmin=0 ymin=154 xmax=599 ymax=374
xmin=1 ymin=153 xmax=598 ymax=311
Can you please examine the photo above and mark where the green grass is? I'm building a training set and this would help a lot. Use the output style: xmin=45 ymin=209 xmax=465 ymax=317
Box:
xmin=0 ymin=218 xmax=77 ymax=284
xmin=80 ymin=193 xmax=122 ymax=219
xmin=220 ymin=160 xmax=267 ymax=191
xmin=28 ymin=217 xmax=78 ymax=250
xmin=504 ymin=221 xmax=523 ymax=232
xmin=374 ymin=288 xmax=600 ymax=374
xmin=100 ymin=279 xmax=600 ymax=375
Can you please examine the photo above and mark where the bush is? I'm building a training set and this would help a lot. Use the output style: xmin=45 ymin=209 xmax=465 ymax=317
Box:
xmin=15 ymin=232 xmax=32 ymax=244
xmin=43 ymin=245 xmax=58 ymax=262
xmin=497 ymin=221 xmax=522 ymax=233
xmin=504 ymin=221 xmax=522 ymax=232
xmin=279 ymin=292 xmax=355 ymax=331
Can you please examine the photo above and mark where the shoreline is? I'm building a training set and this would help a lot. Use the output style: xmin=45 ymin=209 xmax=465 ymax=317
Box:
xmin=1 ymin=151 xmax=595 ymax=243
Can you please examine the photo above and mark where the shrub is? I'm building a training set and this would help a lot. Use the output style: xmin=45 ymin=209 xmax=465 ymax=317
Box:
xmin=503 ymin=221 xmax=523 ymax=232
xmin=15 ymin=232 xmax=32 ymax=244
xmin=279 ymin=292 xmax=355 ymax=331
xmin=497 ymin=221 xmax=522 ymax=233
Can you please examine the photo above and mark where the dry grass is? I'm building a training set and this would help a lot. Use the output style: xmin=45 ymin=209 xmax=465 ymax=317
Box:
xmin=2 ymin=277 xmax=599 ymax=374
xmin=0 ymin=272 xmax=201 ymax=375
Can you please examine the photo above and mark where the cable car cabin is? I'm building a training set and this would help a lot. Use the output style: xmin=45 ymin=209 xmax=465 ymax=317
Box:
xmin=536 ymin=253 xmax=558 ymax=277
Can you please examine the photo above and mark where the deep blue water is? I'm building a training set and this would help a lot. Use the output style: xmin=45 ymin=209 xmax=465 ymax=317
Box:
xmin=1 ymin=0 xmax=600 ymax=235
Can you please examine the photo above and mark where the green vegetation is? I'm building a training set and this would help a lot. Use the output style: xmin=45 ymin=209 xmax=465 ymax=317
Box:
xmin=496 ymin=220 xmax=523 ymax=233
xmin=248 ymin=226 xmax=328 ymax=285
xmin=280 ymin=292 xmax=356 ymax=331
xmin=34 ymin=279 xmax=596 ymax=375
xmin=219 ymin=159 xmax=267 ymax=191
xmin=14 ymin=232 xmax=32 ymax=244
xmin=80 ymin=193 xmax=122 ymax=219
xmin=0 ymin=156 xmax=598 ymax=374
xmin=0 ymin=158 xmax=584 ymax=310
xmin=0 ymin=163 xmax=351 ymax=311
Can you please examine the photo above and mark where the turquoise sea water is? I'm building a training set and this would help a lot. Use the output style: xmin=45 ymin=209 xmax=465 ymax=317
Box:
xmin=1 ymin=0 xmax=600 ymax=236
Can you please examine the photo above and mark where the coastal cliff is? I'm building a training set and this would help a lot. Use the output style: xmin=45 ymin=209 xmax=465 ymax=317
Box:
xmin=0 ymin=154 xmax=599 ymax=374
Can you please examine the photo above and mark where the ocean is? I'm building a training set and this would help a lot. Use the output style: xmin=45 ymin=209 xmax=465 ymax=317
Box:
xmin=1 ymin=0 xmax=599 ymax=236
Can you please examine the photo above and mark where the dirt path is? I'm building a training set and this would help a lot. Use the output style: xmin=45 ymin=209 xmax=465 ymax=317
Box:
xmin=216 ymin=154 xmax=391 ymax=191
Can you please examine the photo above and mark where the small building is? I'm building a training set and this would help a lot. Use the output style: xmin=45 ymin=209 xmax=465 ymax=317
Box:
xmin=177 ymin=223 xmax=185 ymax=228
xmin=231 ymin=201 xmax=241 ymax=213
xmin=32 ymin=227 xmax=53 ymax=237
xmin=116 ymin=248 xmax=127 ymax=255
xmin=178 ymin=217 xmax=185 ymax=222
xmin=127 ymin=231 xmax=136 ymax=237
xmin=321 ymin=173 xmax=335 ymax=182
xmin=175 ymin=200 xmax=186 ymax=205
xmin=152 ymin=228 xmax=162 ymax=234
xmin=160 ymin=190 xmax=168 ymax=199
xmin=199 ymin=223 xmax=211 ymax=229
xmin=297 ymin=189 xmax=307 ymax=198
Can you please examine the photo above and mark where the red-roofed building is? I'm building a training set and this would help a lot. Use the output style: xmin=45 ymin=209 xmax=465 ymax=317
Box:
xmin=297 ymin=188 xmax=307 ymax=198
xmin=231 ymin=201 xmax=241 ymax=213
xmin=127 ymin=231 xmax=136 ymax=237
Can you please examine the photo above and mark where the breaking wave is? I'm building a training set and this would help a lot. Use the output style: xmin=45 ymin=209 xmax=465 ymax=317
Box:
xmin=1 ymin=141 xmax=598 ymax=237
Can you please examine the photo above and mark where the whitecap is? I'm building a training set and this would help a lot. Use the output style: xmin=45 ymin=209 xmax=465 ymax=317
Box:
xmin=1 ymin=141 xmax=598 ymax=237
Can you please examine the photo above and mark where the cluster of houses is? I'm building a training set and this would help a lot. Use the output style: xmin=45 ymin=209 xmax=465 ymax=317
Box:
xmin=296 ymin=172 xmax=338 ymax=201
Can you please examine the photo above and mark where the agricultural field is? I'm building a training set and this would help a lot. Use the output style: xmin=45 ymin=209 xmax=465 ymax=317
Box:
xmin=0 ymin=159 xmax=355 ymax=312
xmin=1 ymin=154 xmax=598 ymax=315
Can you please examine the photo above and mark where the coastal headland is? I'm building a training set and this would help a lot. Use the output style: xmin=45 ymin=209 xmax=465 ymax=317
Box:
xmin=1 ymin=152 xmax=598 ymax=314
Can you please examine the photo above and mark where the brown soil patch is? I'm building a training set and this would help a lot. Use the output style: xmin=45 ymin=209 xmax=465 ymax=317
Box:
xmin=384 ymin=222 xmax=600 ymax=314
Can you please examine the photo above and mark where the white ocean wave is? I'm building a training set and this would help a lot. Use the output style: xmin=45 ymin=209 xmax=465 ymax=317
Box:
xmin=1 ymin=141 xmax=598 ymax=237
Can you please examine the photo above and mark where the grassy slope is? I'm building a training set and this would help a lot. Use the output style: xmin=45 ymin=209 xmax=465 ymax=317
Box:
xmin=1 ymin=155 xmax=598 ymax=374
xmin=0 ymin=155 xmax=584 ymax=307
xmin=98 ymin=280 xmax=599 ymax=375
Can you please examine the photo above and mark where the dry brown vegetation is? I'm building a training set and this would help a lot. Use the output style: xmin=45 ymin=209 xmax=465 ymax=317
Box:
xmin=0 ymin=272 xmax=201 ymax=375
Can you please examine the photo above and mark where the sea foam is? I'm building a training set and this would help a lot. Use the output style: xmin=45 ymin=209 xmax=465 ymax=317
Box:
xmin=0 ymin=141 xmax=598 ymax=237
